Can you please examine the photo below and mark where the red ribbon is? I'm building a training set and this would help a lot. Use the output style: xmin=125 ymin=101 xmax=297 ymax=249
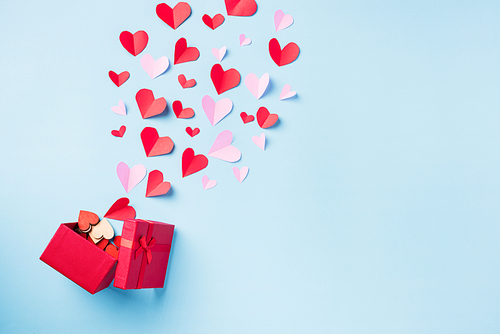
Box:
xmin=135 ymin=236 xmax=156 ymax=264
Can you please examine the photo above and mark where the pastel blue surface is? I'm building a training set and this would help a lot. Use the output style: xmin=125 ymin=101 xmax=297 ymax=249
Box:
xmin=1 ymin=0 xmax=500 ymax=332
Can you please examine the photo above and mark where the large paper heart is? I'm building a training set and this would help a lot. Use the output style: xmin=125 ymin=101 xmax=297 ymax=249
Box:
xmin=116 ymin=162 xmax=146 ymax=193
xmin=119 ymin=30 xmax=148 ymax=56
xmin=140 ymin=54 xmax=169 ymax=79
xmin=224 ymin=0 xmax=257 ymax=16
xmin=89 ymin=219 xmax=115 ymax=241
xmin=202 ymin=95 xmax=233 ymax=126
xmin=104 ymin=197 xmax=136 ymax=221
xmin=141 ymin=127 xmax=174 ymax=157
xmin=244 ymin=73 xmax=269 ymax=99
xmin=257 ymin=107 xmax=279 ymax=128
xmin=172 ymin=100 xmax=194 ymax=119
xmin=146 ymin=170 xmax=171 ymax=197
xmin=111 ymin=99 xmax=126 ymax=115
xmin=136 ymin=88 xmax=167 ymax=119
xmin=202 ymin=14 xmax=225 ymax=30
xmin=208 ymin=130 xmax=241 ymax=162
xmin=178 ymin=74 xmax=196 ymax=88
xmin=269 ymin=38 xmax=300 ymax=66
xmin=109 ymin=71 xmax=130 ymax=87
xmin=252 ymin=133 xmax=266 ymax=151
xmin=111 ymin=125 xmax=126 ymax=137
xmin=174 ymin=38 xmax=200 ymax=64
xmin=211 ymin=64 xmax=240 ymax=94
xmin=156 ymin=2 xmax=191 ymax=30
xmin=78 ymin=210 xmax=99 ymax=233
xmin=202 ymin=175 xmax=217 ymax=190
xmin=182 ymin=148 xmax=208 ymax=177
xmin=233 ymin=166 xmax=249 ymax=183
xmin=274 ymin=10 xmax=294 ymax=31
xmin=185 ymin=127 xmax=200 ymax=137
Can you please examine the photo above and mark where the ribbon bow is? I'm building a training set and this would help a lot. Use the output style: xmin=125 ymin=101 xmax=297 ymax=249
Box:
xmin=135 ymin=236 xmax=156 ymax=264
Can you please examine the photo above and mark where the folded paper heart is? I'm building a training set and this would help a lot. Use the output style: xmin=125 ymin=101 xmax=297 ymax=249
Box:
xmin=211 ymin=64 xmax=241 ymax=95
xmin=202 ymin=14 xmax=225 ymax=30
xmin=111 ymin=126 xmax=126 ymax=137
xmin=78 ymin=210 xmax=99 ymax=233
xmin=140 ymin=54 xmax=169 ymax=79
xmin=116 ymin=162 xmax=146 ymax=193
xmin=233 ymin=166 xmax=249 ymax=183
xmin=269 ymin=38 xmax=300 ymax=66
xmin=244 ymin=73 xmax=269 ymax=99
xmin=146 ymin=170 xmax=171 ymax=197
xmin=185 ymin=127 xmax=200 ymax=137
xmin=136 ymin=89 xmax=167 ymax=119
xmin=252 ymin=133 xmax=266 ymax=151
xmin=240 ymin=112 xmax=254 ymax=124
xmin=257 ymin=107 xmax=279 ymax=128
xmin=182 ymin=148 xmax=208 ymax=177
xmin=119 ymin=30 xmax=148 ymax=56
xmin=109 ymin=71 xmax=130 ymax=87
xmin=89 ymin=219 xmax=115 ymax=243
xmin=104 ymin=197 xmax=136 ymax=221
xmin=225 ymin=0 xmax=257 ymax=16
xmin=141 ymin=127 xmax=174 ymax=157
xmin=174 ymin=38 xmax=200 ymax=65
xmin=172 ymin=100 xmax=194 ymax=119
xmin=274 ymin=10 xmax=294 ymax=32
xmin=178 ymin=74 xmax=196 ymax=88
xmin=111 ymin=99 xmax=126 ymax=115
xmin=208 ymin=130 xmax=241 ymax=162
xmin=212 ymin=47 xmax=226 ymax=62
xmin=156 ymin=2 xmax=191 ymax=30
xmin=239 ymin=34 xmax=251 ymax=46
xmin=202 ymin=175 xmax=217 ymax=190
xmin=202 ymin=95 xmax=233 ymax=126
xmin=279 ymin=84 xmax=296 ymax=100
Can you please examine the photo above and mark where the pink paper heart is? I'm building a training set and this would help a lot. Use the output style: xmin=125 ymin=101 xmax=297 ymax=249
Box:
xmin=202 ymin=95 xmax=233 ymax=126
xmin=279 ymin=84 xmax=297 ymax=100
xmin=140 ymin=54 xmax=169 ymax=79
xmin=211 ymin=46 xmax=226 ymax=62
xmin=208 ymin=130 xmax=241 ymax=162
xmin=252 ymin=133 xmax=266 ymax=151
xmin=244 ymin=73 xmax=269 ymax=99
xmin=202 ymin=175 xmax=217 ymax=190
xmin=274 ymin=10 xmax=294 ymax=32
xmin=233 ymin=166 xmax=249 ymax=183
xmin=116 ymin=162 xmax=146 ymax=193
xmin=111 ymin=100 xmax=126 ymax=115
xmin=239 ymin=34 xmax=251 ymax=46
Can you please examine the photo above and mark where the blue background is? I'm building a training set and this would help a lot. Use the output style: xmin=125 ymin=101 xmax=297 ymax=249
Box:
xmin=1 ymin=0 xmax=500 ymax=333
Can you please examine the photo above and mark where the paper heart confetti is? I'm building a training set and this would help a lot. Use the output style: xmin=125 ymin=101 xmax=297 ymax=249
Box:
xmin=178 ymin=74 xmax=196 ymax=88
xmin=109 ymin=71 xmax=130 ymax=87
xmin=212 ymin=46 xmax=227 ymax=62
xmin=182 ymin=148 xmax=208 ymax=177
xmin=136 ymin=88 xmax=167 ymax=119
xmin=174 ymin=37 xmax=200 ymax=64
xmin=146 ymin=170 xmax=171 ymax=197
xmin=119 ymin=30 xmax=148 ymax=56
xmin=202 ymin=95 xmax=233 ymax=126
xmin=78 ymin=210 xmax=99 ymax=233
xmin=208 ymin=130 xmax=241 ymax=162
xmin=172 ymin=100 xmax=194 ymax=119
xmin=140 ymin=54 xmax=169 ymax=79
xmin=269 ymin=38 xmax=300 ymax=66
xmin=203 ymin=14 xmax=224 ymax=30
xmin=104 ymin=197 xmax=136 ymax=221
xmin=279 ymin=84 xmax=296 ymax=100
xmin=111 ymin=126 xmax=126 ymax=137
xmin=210 ymin=64 xmax=241 ymax=94
xmin=202 ymin=175 xmax=217 ymax=190
xmin=116 ymin=162 xmax=146 ymax=193
xmin=111 ymin=99 xmax=126 ymax=115
xmin=274 ymin=10 xmax=294 ymax=31
xmin=225 ymin=0 xmax=257 ymax=16
xmin=256 ymin=107 xmax=279 ymax=128
xmin=239 ymin=34 xmax=251 ymax=46
xmin=240 ymin=112 xmax=254 ymax=124
xmin=89 ymin=219 xmax=114 ymax=243
xmin=233 ymin=166 xmax=249 ymax=183
xmin=156 ymin=2 xmax=191 ymax=30
xmin=141 ymin=127 xmax=174 ymax=157
xmin=244 ymin=73 xmax=269 ymax=99
xmin=252 ymin=133 xmax=266 ymax=151
xmin=185 ymin=126 xmax=200 ymax=137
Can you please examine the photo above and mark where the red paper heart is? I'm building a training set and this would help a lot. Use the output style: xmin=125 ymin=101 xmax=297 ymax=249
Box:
xmin=105 ymin=242 xmax=119 ymax=258
xmin=269 ymin=38 xmax=300 ymax=66
xmin=108 ymin=71 xmax=130 ymax=87
xmin=111 ymin=125 xmax=126 ymax=137
xmin=202 ymin=14 xmax=225 ymax=29
xmin=141 ymin=127 xmax=174 ymax=157
xmin=174 ymin=38 xmax=200 ymax=65
xmin=78 ymin=210 xmax=99 ymax=233
xmin=119 ymin=30 xmax=148 ymax=56
xmin=240 ymin=112 xmax=254 ymax=124
xmin=185 ymin=127 xmax=200 ymax=137
xmin=224 ymin=0 xmax=257 ymax=16
xmin=104 ymin=197 xmax=136 ymax=221
xmin=136 ymin=88 xmax=167 ymax=119
xmin=156 ymin=2 xmax=191 ymax=30
xmin=182 ymin=148 xmax=208 ymax=177
xmin=178 ymin=74 xmax=196 ymax=88
xmin=96 ymin=238 xmax=109 ymax=250
xmin=146 ymin=170 xmax=172 ymax=197
xmin=113 ymin=236 xmax=122 ymax=248
xmin=210 ymin=64 xmax=241 ymax=95
xmin=257 ymin=107 xmax=278 ymax=128
xmin=172 ymin=100 xmax=194 ymax=119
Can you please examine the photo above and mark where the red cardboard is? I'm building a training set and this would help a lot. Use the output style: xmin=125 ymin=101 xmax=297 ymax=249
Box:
xmin=119 ymin=30 xmax=148 ymax=56
xmin=141 ymin=127 xmax=174 ymax=157
xmin=109 ymin=71 xmax=130 ymax=87
xmin=156 ymin=2 xmax=191 ymax=30
xmin=104 ymin=197 xmax=136 ymax=221
xmin=146 ymin=170 xmax=172 ymax=197
xmin=210 ymin=64 xmax=241 ymax=95
xmin=182 ymin=148 xmax=208 ymax=177
xmin=178 ymin=74 xmax=196 ymax=88
xmin=172 ymin=100 xmax=194 ymax=119
xmin=136 ymin=88 xmax=167 ymax=119
xmin=202 ymin=14 xmax=224 ymax=30
xmin=174 ymin=38 xmax=199 ymax=65
xmin=256 ymin=106 xmax=278 ymax=128
xmin=224 ymin=0 xmax=257 ymax=16
xmin=268 ymin=38 xmax=300 ymax=66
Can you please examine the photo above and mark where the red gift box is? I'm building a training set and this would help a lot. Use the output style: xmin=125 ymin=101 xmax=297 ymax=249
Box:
xmin=114 ymin=219 xmax=174 ymax=289
xmin=40 ymin=223 xmax=117 ymax=294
